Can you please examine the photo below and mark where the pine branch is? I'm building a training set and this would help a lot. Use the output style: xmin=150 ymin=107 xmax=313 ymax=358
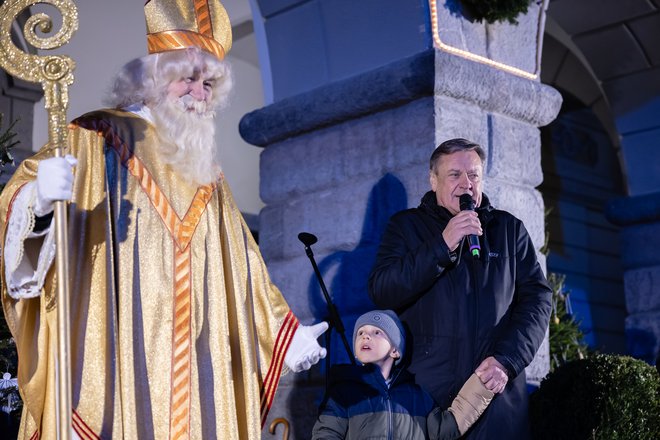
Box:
xmin=548 ymin=273 xmax=591 ymax=372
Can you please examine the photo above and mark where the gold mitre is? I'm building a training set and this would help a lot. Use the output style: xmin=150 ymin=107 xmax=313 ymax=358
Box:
xmin=145 ymin=0 xmax=232 ymax=60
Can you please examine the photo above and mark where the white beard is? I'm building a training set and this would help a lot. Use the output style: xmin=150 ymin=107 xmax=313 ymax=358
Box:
xmin=150 ymin=95 xmax=222 ymax=185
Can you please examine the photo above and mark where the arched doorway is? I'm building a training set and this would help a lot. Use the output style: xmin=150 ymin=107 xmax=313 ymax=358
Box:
xmin=540 ymin=34 xmax=626 ymax=354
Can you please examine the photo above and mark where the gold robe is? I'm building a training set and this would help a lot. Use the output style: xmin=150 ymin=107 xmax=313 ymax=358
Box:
xmin=0 ymin=109 xmax=297 ymax=439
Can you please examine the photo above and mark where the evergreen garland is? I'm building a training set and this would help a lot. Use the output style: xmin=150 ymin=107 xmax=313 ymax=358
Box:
xmin=547 ymin=272 xmax=591 ymax=372
xmin=541 ymin=205 xmax=591 ymax=371
xmin=461 ymin=0 xmax=534 ymax=24
xmin=0 ymin=114 xmax=17 ymax=173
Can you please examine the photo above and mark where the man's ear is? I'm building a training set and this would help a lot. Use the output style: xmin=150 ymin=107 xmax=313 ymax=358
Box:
xmin=429 ymin=170 xmax=438 ymax=192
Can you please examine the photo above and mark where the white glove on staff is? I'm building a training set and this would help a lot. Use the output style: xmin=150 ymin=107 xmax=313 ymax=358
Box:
xmin=33 ymin=155 xmax=77 ymax=217
xmin=284 ymin=321 xmax=329 ymax=372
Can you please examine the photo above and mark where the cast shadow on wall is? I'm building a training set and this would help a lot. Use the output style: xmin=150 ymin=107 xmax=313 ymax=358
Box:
xmin=307 ymin=173 xmax=408 ymax=366
xmin=282 ymin=173 xmax=408 ymax=439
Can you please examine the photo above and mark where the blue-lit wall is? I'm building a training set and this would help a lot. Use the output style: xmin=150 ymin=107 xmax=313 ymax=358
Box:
xmin=616 ymin=98 xmax=660 ymax=196
xmin=244 ymin=0 xmax=660 ymax=369
xmin=249 ymin=0 xmax=432 ymax=102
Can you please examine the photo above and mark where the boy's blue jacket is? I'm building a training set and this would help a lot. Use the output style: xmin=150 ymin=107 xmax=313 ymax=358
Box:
xmin=311 ymin=364 xmax=460 ymax=439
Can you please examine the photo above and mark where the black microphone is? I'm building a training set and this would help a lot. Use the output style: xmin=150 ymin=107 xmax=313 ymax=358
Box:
xmin=297 ymin=231 xmax=356 ymax=364
xmin=298 ymin=232 xmax=318 ymax=247
xmin=459 ymin=194 xmax=481 ymax=259
xmin=298 ymin=232 xmax=318 ymax=258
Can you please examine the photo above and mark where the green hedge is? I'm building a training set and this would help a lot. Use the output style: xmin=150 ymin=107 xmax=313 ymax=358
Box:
xmin=530 ymin=354 xmax=660 ymax=439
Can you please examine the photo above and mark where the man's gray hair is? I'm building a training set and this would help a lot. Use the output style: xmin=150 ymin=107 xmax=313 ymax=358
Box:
xmin=429 ymin=138 xmax=486 ymax=171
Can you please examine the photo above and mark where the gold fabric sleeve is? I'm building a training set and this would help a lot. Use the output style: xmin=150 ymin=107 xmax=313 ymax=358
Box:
xmin=1 ymin=109 xmax=296 ymax=439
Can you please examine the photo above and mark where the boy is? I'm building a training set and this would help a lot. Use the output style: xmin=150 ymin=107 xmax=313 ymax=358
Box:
xmin=312 ymin=310 xmax=493 ymax=439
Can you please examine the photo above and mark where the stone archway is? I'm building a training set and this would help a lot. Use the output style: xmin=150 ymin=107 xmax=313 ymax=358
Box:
xmin=539 ymin=34 xmax=626 ymax=354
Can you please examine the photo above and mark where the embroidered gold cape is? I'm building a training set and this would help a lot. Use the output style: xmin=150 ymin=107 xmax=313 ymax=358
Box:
xmin=0 ymin=109 xmax=297 ymax=439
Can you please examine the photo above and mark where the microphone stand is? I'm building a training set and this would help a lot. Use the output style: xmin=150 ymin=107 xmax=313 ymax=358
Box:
xmin=298 ymin=232 xmax=355 ymax=376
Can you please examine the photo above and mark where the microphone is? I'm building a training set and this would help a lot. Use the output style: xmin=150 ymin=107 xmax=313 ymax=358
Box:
xmin=459 ymin=194 xmax=480 ymax=259
xmin=297 ymin=231 xmax=356 ymax=364
xmin=298 ymin=232 xmax=318 ymax=247
xmin=298 ymin=232 xmax=318 ymax=259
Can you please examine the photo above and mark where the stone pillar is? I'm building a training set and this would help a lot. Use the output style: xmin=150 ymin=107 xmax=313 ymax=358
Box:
xmin=431 ymin=0 xmax=562 ymax=385
xmin=241 ymin=54 xmax=560 ymax=438
xmin=606 ymin=193 xmax=660 ymax=365
xmin=241 ymin=51 xmax=436 ymax=438
xmin=432 ymin=50 xmax=561 ymax=385
xmin=241 ymin=3 xmax=562 ymax=435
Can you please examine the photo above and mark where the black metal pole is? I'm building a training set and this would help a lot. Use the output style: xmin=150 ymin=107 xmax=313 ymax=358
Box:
xmin=298 ymin=232 xmax=355 ymax=364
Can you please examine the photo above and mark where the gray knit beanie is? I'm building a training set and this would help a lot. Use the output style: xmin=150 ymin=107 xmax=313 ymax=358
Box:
xmin=353 ymin=309 xmax=405 ymax=364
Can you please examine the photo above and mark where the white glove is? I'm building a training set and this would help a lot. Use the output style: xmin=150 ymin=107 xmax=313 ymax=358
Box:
xmin=284 ymin=321 xmax=329 ymax=372
xmin=33 ymin=155 xmax=77 ymax=217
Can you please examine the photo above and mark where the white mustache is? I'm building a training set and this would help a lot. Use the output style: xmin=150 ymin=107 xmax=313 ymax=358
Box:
xmin=177 ymin=95 xmax=215 ymax=118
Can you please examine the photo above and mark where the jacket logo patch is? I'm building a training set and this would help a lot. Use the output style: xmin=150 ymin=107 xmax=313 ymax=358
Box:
xmin=489 ymin=252 xmax=500 ymax=258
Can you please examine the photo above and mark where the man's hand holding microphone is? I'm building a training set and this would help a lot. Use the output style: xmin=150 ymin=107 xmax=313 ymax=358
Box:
xmin=441 ymin=193 xmax=482 ymax=255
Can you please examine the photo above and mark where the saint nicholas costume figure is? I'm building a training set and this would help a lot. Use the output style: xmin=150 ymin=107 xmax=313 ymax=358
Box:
xmin=0 ymin=1 xmax=327 ymax=439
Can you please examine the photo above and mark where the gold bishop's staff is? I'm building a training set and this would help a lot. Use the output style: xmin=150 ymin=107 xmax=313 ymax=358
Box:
xmin=0 ymin=1 xmax=78 ymax=439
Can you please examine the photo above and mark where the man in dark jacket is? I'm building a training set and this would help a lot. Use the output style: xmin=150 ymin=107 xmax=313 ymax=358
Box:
xmin=368 ymin=138 xmax=552 ymax=439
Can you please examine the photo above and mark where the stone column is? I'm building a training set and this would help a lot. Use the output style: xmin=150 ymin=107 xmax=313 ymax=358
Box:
xmin=606 ymin=193 xmax=660 ymax=365
xmin=241 ymin=51 xmax=437 ymax=438
xmin=432 ymin=50 xmax=561 ymax=385
xmin=431 ymin=0 xmax=562 ymax=384
xmin=241 ymin=3 xmax=562 ymax=435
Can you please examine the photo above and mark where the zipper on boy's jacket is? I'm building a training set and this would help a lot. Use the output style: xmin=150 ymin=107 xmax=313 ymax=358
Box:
xmin=386 ymin=393 xmax=393 ymax=440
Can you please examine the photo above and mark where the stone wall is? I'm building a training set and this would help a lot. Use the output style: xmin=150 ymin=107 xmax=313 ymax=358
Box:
xmin=241 ymin=43 xmax=561 ymax=435
xmin=242 ymin=50 xmax=436 ymax=438
xmin=606 ymin=193 xmax=660 ymax=365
